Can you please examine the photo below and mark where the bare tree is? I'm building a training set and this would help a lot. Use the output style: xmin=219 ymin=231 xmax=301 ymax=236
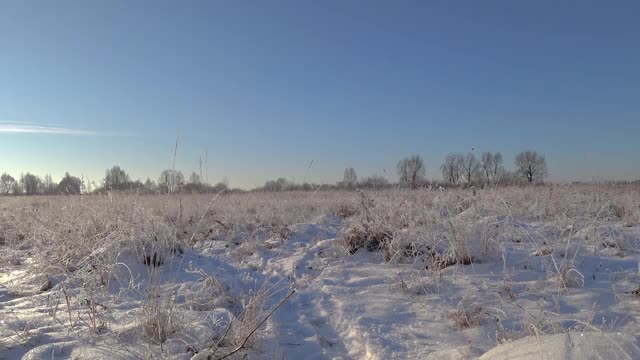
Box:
xmin=440 ymin=153 xmax=464 ymax=185
xmin=43 ymin=174 xmax=56 ymax=194
xmin=343 ymin=167 xmax=358 ymax=189
xmin=21 ymin=173 xmax=42 ymax=195
xmin=397 ymin=154 xmax=426 ymax=189
xmin=159 ymin=169 xmax=185 ymax=193
xmin=492 ymin=152 xmax=504 ymax=183
xmin=515 ymin=150 xmax=548 ymax=183
xmin=12 ymin=181 xmax=23 ymax=195
xmin=359 ymin=175 xmax=389 ymax=190
xmin=144 ymin=178 xmax=157 ymax=191
xmin=497 ymin=170 xmax=521 ymax=186
xmin=276 ymin=177 xmax=289 ymax=191
xmin=0 ymin=173 xmax=16 ymax=195
xmin=263 ymin=177 xmax=290 ymax=192
xmin=104 ymin=166 xmax=130 ymax=190
xmin=461 ymin=152 xmax=480 ymax=186
xmin=188 ymin=172 xmax=202 ymax=185
xmin=263 ymin=180 xmax=278 ymax=192
xmin=57 ymin=172 xmax=82 ymax=194
xmin=480 ymin=152 xmax=505 ymax=185
xmin=212 ymin=181 xmax=228 ymax=193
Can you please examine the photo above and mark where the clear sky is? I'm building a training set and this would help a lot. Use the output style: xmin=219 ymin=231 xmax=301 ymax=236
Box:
xmin=1 ymin=1 xmax=639 ymax=188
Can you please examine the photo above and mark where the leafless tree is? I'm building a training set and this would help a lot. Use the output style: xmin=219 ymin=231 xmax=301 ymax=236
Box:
xmin=263 ymin=177 xmax=290 ymax=192
xmin=461 ymin=152 xmax=480 ymax=186
xmin=189 ymin=172 xmax=202 ymax=185
xmin=359 ymin=175 xmax=389 ymax=190
xmin=263 ymin=180 xmax=278 ymax=192
xmin=0 ymin=173 xmax=16 ymax=195
xmin=43 ymin=174 xmax=56 ymax=194
xmin=397 ymin=154 xmax=425 ymax=189
xmin=480 ymin=152 xmax=505 ymax=185
xmin=104 ymin=166 xmax=130 ymax=190
xmin=343 ymin=168 xmax=358 ymax=189
xmin=12 ymin=182 xmax=23 ymax=195
xmin=515 ymin=150 xmax=548 ymax=183
xmin=275 ymin=177 xmax=289 ymax=191
xmin=440 ymin=153 xmax=464 ymax=185
xmin=159 ymin=169 xmax=185 ymax=193
xmin=144 ymin=178 xmax=157 ymax=191
xmin=21 ymin=173 xmax=42 ymax=195
xmin=212 ymin=181 xmax=228 ymax=193
xmin=57 ymin=172 xmax=82 ymax=194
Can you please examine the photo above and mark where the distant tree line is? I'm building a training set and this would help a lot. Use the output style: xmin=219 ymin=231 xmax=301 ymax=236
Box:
xmin=0 ymin=166 xmax=233 ymax=196
xmin=437 ymin=150 xmax=547 ymax=187
xmin=388 ymin=149 xmax=547 ymax=189
xmin=98 ymin=166 xmax=231 ymax=194
xmin=0 ymin=149 xmax=549 ymax=196
xmin=258 ymin=173 xmax=391 ymax=193
xmin=261 ymin=149 xmax=547 ymax=192
xmin=0 ymin=172 xmax=83 ymax=195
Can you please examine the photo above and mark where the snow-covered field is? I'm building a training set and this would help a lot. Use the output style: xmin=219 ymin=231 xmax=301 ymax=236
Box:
xmin=2 ymin=186 xmax=640 ymax=359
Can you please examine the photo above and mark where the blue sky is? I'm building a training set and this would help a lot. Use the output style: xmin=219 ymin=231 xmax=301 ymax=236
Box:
xmin=1 ymin=1 xmax=639 ymax=188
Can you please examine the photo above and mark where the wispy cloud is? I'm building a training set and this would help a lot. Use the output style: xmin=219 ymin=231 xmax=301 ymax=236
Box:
xmin=0 ymin=121 xmax=99 ymax=135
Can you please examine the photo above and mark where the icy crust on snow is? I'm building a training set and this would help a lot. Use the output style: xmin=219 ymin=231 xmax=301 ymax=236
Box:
xmin=3 ymin=214 xmax=640 ymax=359
xmin=479 ymin=332 xmax=640 ymax=360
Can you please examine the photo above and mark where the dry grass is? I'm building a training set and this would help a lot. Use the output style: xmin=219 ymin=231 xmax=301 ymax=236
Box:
xmin=2 ymin=184 xmax=640 ymax=357
xmin=449 ymin=303 xmax=485 ymax=329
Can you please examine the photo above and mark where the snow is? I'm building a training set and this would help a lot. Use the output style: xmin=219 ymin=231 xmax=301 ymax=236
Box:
xmin=479 ymin=332 xmax=640 ymax=360
xmin=3 ymin=213 xmax=640 ymax=359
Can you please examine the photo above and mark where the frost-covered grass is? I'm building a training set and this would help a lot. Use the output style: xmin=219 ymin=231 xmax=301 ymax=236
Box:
xmin=2 ymin=185 xmax=640 ymax=359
